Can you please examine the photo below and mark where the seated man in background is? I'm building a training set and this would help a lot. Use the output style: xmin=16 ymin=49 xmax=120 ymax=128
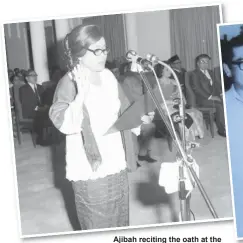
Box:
xmin=14 ymin=68 xmax=20 ymax=76
xmin=121 ymin=62 xmax=157 ymax=165
xmin=8 ymin=69 xmax=14 ymax=81
xmin=19 ymin=69 xmax=48 ymax=144
xmin=191 ymin=54 xmax=225 ymax=137
xmin=167 ymin=55 xmax=187 ymax=96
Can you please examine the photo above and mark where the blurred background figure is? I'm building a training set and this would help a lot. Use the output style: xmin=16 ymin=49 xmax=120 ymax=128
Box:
xmin=12 ymin=75 xmax=25 ymax=85
xmin=14 ymin=68 xmax=20 ymax=76
xmin=8 ymin=69 xmax=14 ymax=82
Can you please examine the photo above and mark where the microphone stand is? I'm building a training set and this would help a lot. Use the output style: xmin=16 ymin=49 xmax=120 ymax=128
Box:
xmin=155 ymin=60 xmax=189 ymax=221
xmin=136 ymin=61 xmax=218 ymax=221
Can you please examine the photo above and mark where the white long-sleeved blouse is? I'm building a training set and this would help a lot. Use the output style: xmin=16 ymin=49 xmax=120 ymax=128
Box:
xmin=49 ymin=68 xmax=127 ymax=181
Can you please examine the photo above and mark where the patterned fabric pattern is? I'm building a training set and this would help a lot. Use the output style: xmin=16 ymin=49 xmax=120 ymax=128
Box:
xmin=72 ymin=169 xmax=129 ymax=230
xmin=11 ymin=107 xmax=17 ymax=138
xmin=81 ymin=104 xmax=102 ymax=172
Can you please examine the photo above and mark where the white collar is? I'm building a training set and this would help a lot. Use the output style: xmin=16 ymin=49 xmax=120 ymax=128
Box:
xmin=200 ymin=69 xmax=210 ymax=74
xmin=173 ymin=68 xmax=181 ymax=73
xmin=28 ymin=83 xmax=36 ymax=91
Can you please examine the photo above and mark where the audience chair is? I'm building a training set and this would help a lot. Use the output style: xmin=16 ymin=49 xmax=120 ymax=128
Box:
xmin=13 ymin=83 xmax=36 ymax=147
xmin=213 ymin=66 xmax=222 ymax=85
xmin=42 ymin=80 xmax=56 ymax=90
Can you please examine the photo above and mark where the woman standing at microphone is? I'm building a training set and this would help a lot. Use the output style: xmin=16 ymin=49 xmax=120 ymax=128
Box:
xmin=49 ymin=24 xmax=153 ymax=230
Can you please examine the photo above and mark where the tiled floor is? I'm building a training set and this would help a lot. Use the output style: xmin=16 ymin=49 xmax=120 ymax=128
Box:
xmin=13 ymin=126 xmax=232 ymax=236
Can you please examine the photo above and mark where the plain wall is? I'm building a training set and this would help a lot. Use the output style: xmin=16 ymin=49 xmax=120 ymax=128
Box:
xmin=4 ymin=21 xmax=59 ymax=73
xmin=4 ymin=12 xmax=172 ymax=72
xmin=136 ymin=10 xmax=171 ymax=60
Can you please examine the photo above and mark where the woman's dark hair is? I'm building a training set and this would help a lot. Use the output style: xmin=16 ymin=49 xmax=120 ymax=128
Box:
xmin=105 ymin=61 xmax=116 ymax=70
xmin=222 ymin=34 xmax=243 ymax=91
xmin=64 ymin=24 xmax=103 ymax=70
xmin=10 ymin=75 xmax=15 ymax=83
xmin=119 ymin=62 xmax=131 ymax=75
xmin=229 ymin=34 xmax=243 ymax=64
xmin=154 ymin=63 xmax=166 ymax=78
xmin=14 ymin=68 xmax=20 ymax=76
xmin=220 ymin=39 xmax=233 ymax=91
xmin=221 ymin=40 xmax=231 ymax=65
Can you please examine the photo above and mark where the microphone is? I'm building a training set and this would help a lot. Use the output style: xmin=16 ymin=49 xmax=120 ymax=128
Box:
xmin=126 ymin=50 xmax=153 ymax=69
xmin=125 ymin=50 xmax=137 ymax=60
xmin=146 ymin=53 xmax=159 ymax=64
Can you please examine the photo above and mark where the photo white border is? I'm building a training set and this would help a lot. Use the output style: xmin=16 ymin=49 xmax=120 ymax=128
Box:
xmin=1 ymin=2 xmax=222 ymax=24
xmin=0 ymin=2 xmax=234 ymax=240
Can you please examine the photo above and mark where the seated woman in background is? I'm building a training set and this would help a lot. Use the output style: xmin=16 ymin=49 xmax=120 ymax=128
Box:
xmin=153 ymin=63 xmax=204 ymax=141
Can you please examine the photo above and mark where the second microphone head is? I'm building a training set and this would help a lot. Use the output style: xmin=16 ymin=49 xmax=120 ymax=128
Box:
xmin=146 ymin=53 xmax=159 ymax=64
xmin=126 ymin=50 xmax=137 ymax=61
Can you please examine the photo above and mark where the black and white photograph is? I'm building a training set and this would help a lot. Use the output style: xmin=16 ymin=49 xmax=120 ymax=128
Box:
xmin=3 ymin=3 xmax=232 ymax=238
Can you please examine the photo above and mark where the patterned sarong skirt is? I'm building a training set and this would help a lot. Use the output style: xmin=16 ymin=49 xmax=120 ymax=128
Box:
xmin=71 ymin=169 xmax=129 ymax=230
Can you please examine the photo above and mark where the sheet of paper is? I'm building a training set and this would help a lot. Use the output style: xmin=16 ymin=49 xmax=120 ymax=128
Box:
xmin=105 ymin=87 xmax=162 ymax=135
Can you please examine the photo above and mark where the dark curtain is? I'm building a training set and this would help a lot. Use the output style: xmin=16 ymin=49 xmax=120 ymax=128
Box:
xmin=170 ymin=6 xmax=221 ymax=71
xmin=83 ymin=14 xmax=126 ymax=61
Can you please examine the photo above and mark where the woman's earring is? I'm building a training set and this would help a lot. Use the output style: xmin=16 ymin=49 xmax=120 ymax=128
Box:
xmin=77 ymin=58 xmax=84 ymax=70
xmin=77 ymin=57 xmax=82 ymax=65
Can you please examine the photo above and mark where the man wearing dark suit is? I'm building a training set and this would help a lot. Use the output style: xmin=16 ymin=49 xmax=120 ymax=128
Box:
xmin=167 ymin=55 xmax=187 ymax=96
xmin=121 ymin=65 xmax=157 ymax=165
xmin=191 ymin=54 xmax=225 ymax=137
xmin=19 ymin=70 xmax=44 ymax=119
xmin=19 ymin=69 xmax=46 ymax=143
